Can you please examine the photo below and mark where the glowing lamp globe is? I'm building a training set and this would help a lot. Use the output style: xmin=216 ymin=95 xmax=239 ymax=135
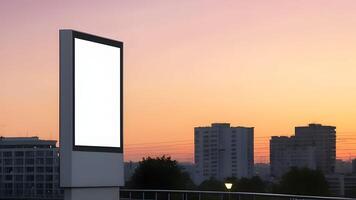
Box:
xmin=225 ymin=182 xmax=233 ymax=190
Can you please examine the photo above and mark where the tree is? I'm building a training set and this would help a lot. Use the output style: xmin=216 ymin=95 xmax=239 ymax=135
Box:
xmin=198 ymin=177 xmax=225 ymax=191
xmin=275 ymin=167 xmax=329 ymax=196
xmin=235 ymin=176 xmax=266 ymax=192
xmin=127 ymin=155 xmax=194 ymax=189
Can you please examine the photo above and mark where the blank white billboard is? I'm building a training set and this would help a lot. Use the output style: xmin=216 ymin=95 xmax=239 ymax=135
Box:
xmin=74 ymin=38 xmax=121 ymax=148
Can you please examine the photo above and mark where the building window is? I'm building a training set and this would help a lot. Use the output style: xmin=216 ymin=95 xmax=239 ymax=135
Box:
xmin=46 ymin=151 xmax=53 ymax=157
xmin=46 ymin=183 xmax=52 ymax=189
xmin=15 ymin=175 xmax=23 ymax=181
xmin=15 ymin=158 xmax=23 ymax=165
xmin=5 ymin=167 xmax=13 ymax=173
xmin=4 ymin=183 xmax=13 ymax=195
xmin=25 ymin=158 xmax=34 ymax=165
xmin=14 ymin=183 xmax=23 ymax=195
xmin=4 ymin=151 xmax=12 ymax=157
xmin=4 ymin=159 xmax=12 ymax=165
xmin=36 ymin=175 xmax=44 ymax=182
xmin=14 ymin=167 xmax=23 ymax=173
xmin=46 ymin=167 xmax=53 ymax=173
xmin=26 ymin=175 xmax=34 ymax=182
xmin=46 ymin=175 xmax=53 ymax=181
xmin=36 ymin=167 xmax=44 ymax=173
xmin=25 ymin=151 xmax=34 ymax=157
xmin=5 ymin=175 xmax=13 ymax=181
xmin=24 ymin=183 xmax=35 ymax=195
xmin=36 ymin=158 xmax=44 ymax=165
xmin=26 ymin=167 xmax=34 ymax=173
xmin=15 ymin=151 xmax=24 ymax=157
xmin=46 ymin=158 xmax=53 ymax=165
xmin=36 ymin=151 xmax=45 ymax=157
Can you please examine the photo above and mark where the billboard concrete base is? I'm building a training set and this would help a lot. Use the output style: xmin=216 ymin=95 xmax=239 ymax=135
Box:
xmin=64 ymin=187 xmax=120 ymax=200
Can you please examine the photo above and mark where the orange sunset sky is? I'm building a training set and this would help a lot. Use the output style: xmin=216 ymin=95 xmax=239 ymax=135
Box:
xmin=1 ymin=0 xmax=356 ymax=163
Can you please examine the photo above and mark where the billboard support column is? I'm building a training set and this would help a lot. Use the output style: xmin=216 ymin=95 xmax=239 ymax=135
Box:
xmin=64 ymin=188 xmax=120 ymax=200
xmin=60 ymin=29 xmax=124 ymax=200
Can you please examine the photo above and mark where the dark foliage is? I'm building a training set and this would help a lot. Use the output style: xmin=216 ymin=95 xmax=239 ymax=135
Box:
xmin=274 ymin=167 xmax=329 ymax=196
xmin=235 ymin=176 xmax=266 ymax=192
xmin=127 ymin=155 xmax=194 ymax=189
xmin=198 ymin=177 xmax=225 ymax=191
xmin=223 ymin=176 xmax=266 ymax=192
xmin=198 ymin=176 xmax=267 ymax=193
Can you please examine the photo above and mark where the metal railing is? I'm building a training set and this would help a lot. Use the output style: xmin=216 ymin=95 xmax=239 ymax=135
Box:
xmin=120 ymin=189 xmax=355 ymax=200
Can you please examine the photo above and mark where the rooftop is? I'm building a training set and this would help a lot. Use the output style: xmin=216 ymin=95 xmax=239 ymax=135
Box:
xmin=196 ymin=123 xmax=253 ymax=129
xmin=0 ymin=136 xmax=57 ymax=148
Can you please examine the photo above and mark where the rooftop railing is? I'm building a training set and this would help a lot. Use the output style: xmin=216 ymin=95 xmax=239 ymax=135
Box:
xmin=120 ymin=189 xmax=355 ymax=200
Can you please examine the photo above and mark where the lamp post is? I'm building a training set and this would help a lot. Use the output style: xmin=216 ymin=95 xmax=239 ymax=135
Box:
xmin=224 ymin=182 xmax=233 ymax=200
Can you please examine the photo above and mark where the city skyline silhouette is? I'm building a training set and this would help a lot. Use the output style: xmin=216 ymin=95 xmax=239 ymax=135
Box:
xmin=1 ymin=1 xmax=356 ymax=163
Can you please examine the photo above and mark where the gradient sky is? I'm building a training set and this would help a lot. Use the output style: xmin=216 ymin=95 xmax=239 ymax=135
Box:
xmin=1 ymin=0 xmax=356 ymax=163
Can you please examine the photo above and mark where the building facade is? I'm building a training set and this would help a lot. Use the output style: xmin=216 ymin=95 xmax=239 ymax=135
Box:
xmin=270 ymin=136 xmax=317 ymax=178
xmin=194 ymin=123 xmax=254 ymax=184
xmin=326 ymin=174 xmax=356 ymax=197
xmin=124 ymin=161 xmax=138 ymax=183
xmin=270 ymin=124 xmax=336 ymax=178
xmin=294 ymin=123 xmax=336 ymax=174
xmin=0 ymin=137 xmax=63 ymax=200
xmin=352 ymin=159 xmax=356 ymax=174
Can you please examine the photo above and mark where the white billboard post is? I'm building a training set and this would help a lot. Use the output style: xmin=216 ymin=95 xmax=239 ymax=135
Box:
xmin=60 ymin=30 xmax=124 ymax=200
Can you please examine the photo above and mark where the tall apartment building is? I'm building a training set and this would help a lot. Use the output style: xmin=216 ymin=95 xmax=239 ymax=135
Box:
xmin=0 ymin=137 xmax=63 ymax=200
xmin=270 ymin=136 xmax=317 ymax=178
xmin=194 ymin=123 xmax=254 ymax=184
xmin=270 ymin=123 xmax=336 ymax=178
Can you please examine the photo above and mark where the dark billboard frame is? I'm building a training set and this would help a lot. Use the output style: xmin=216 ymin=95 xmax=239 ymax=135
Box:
xmin=60 ymin=30 xmax=123 ymax=153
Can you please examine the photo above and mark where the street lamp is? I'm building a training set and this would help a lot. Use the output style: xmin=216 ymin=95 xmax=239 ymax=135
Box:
xmin=224 ymin=183 xmax=233 ymax=190
xmin=225 ymin=182 xmax=233 ymax=200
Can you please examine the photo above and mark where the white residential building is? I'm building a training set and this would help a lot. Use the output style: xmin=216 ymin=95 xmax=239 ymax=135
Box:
xmin=194 ymin=123 xmax=254 ymax=184
xmin=0 ymin=137 xmax=63 ymax=200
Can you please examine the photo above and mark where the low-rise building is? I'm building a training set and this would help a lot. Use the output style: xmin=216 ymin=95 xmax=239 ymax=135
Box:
xmin=0 ymin=137 xmax=63 ymax=200
xmin=326 ymin=174 xmax=356 ymax=197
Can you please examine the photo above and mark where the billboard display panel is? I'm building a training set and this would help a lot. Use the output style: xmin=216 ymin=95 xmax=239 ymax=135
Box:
xmin=73 ymin=32 xmax=123 ymax=152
